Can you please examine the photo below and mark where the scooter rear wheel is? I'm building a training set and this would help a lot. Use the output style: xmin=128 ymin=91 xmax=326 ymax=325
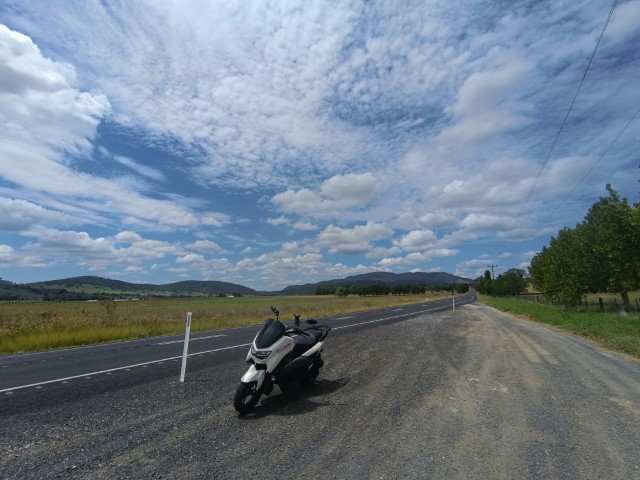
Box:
xmin=233 ymin=381 xmax=262 ymax=414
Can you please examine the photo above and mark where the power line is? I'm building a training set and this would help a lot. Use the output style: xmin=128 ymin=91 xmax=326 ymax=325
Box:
xmin=500 ymin=0 xmax=619 ymax=253
xmin=541 ymin=104 xmax=640 ymax=225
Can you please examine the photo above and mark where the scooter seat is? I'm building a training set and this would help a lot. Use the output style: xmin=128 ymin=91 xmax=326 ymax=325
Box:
xmin=291 ymin=332 xmax=318 ymax=358
xmin=303 ymin=328 xmax=324 ymax=341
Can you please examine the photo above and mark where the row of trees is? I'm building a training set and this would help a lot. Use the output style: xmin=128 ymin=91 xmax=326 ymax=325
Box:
xmin=474 ymin=268 xmax=529 ymax=296
xmin=529 ymin=185 xmax=640 ymax=311
xmin=316 ymin=283 xmax=470 ymax=297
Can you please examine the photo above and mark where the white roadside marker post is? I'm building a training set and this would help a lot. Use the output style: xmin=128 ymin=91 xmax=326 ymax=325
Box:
xmin=179 ymin=312 xmax=192 ymax=383
xmin=452 ymin=291 xmax=456 ymax=311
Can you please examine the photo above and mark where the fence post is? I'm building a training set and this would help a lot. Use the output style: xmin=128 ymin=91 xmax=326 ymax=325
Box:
xmin=599 ymin=297 xmax=604 ymax=312
xmin=636 ymin=299 xmax=639 ymax=317
xmin=614 ymin=298 xmax=619 ymax=312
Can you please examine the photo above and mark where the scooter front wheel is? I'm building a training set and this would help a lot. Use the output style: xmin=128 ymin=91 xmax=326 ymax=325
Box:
xmin=233 ymin=381 xmax=262 ymax=414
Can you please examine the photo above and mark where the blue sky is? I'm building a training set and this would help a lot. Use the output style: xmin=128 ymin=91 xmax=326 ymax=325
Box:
xmin=1 ymin=0 xmax=639 ymax=290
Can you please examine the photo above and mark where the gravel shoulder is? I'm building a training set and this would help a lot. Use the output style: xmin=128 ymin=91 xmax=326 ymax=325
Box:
xmin=1 ymin=303 xmax=639 ymax=479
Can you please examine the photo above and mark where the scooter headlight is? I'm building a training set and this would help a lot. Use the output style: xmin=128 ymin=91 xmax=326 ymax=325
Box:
xmin=251 ymin=344 xmax=271 ymax=360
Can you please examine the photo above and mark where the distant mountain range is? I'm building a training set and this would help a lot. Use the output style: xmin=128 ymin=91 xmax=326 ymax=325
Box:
xmin=0 ymin=271 xmax=472 ymax=300
xmin=279 ymin=271 xmax=472 ymax=295
xmin=0 ymin=276 xmax=256 ymax=301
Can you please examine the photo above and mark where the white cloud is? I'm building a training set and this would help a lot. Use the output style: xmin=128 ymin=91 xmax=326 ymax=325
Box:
xmin=189 ymin=240 xmax=222 ymax=253
xmin=113 ymin=155 xmax=166 ymax=182
xmin=114 ymin=231 xmax=143 ymax=243
xmin=0 ymin=25 xmax=110 ymax=151
xmin=0 ymin=244 xmax=18 ymax=264
xmin=378 ymin=248 xmax=458 ymax=268
xmin=394 ymin=229 xmax=437 ymax=251
xmin=319 ymin=173 xmax=379 ymax=207
xmin=459 ymin=214 xmax=513 ymax=233
xmin=0 ymin=197 xmax=75 ymax=231
xmin=272 ymin=172 xmax=379 ymax=215
xmin=439 ymin=60 xmax=534 ymax=143
xmin=455 ymin=257 xmax=498 ymax=279
xmin=316 ymin=221 xmax=393 ymax=254
xmin=272 ymin=188 xmax=327 ymax=214
xmin=0 ymin=25 xmax=203 ymax=230
xmin=607 ymin=0 xmax=640 ymax=43
xmin=292 ymin=221 xmax=318 ymax=231
xmin=0 ymin=244 xmax=45 ymax=267
xmin=267 ymin=216 xmax=290 ymax=226
xmin=201 ymin=213 xmax=230 ymax=227
xmin=176 ymin=253 xmax=205 ymax=264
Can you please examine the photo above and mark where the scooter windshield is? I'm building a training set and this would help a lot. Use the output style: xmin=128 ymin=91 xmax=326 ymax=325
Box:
xmin=255 ymin=318 xmax=286 ymax=349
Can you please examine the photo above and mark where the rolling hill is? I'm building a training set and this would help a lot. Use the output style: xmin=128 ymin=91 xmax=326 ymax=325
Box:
xmin=0 ymin=271 xmax=472 ymax=301
xmin=279 ymin=271 xmax=472 ymax=295
xmin=16 ymin=276 xmax=257 ymax=300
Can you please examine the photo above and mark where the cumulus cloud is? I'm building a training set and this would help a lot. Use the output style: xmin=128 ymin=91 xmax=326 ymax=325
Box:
xmin=267 ymin=216 xmax=290 ymax=226
xmin=394 ymin=230 xmax=437 ymax=251
xmin=16 ymin=227 xmax=185 ymax=274
xmin=0 ymin=24 xmax=205 ymax=231
xmin=319 ymin=173 xmax=379 ymax=207
xmin=293 ymin=221 xmax=318 ymax=231
xmin=188 ymin=240 xmax=222 ymax=253
xmin=0 ymin=25 xmax=110 ymax=150
xmin=378 ymin=248 xmax=458 ymax=268
xmin=272 ymin=172 xmax=379 ymax=215
xmin=176 ymin=253 xmax=205 ymax=264
xmin=0 ymin=197 xmax=76 ymax=230
xmin=316 ymin=221 xmax=393 ymax=254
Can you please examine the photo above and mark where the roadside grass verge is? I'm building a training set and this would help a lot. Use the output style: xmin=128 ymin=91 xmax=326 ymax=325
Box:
xmin=0 ymin=293 xmax=450 ymax=354
xmin=479 ymin=295 xmax=640 ymax=359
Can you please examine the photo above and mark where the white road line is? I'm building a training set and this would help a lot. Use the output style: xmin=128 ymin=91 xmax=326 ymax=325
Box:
xmin=154 ymin=334 xmax=226 ymax=345
xmin=1 ymin=335 xmax=183 ymax=358
xmin=335 ymin=316 xmax=355 ymax=320
xmin=332 ymin=306 xmax=447 ymax=330
xmin=0 ymin=343 xmax=251 ymax=394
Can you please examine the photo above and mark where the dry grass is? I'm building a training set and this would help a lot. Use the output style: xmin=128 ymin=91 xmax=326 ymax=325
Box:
xmin=0 ymin=294 xmax=448 ymax=354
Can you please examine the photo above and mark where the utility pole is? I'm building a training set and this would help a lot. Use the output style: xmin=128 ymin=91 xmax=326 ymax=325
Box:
xmin=487 ymin=264 xmax=497 ymax=280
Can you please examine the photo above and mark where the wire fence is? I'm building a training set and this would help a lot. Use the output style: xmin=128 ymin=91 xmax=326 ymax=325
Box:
xmin=497 ymin=294 xmax=640 ymax=317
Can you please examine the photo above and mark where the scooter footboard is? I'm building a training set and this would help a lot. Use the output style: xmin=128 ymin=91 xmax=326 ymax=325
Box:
xmin=277 ymin=356 xmax=313 ymax=386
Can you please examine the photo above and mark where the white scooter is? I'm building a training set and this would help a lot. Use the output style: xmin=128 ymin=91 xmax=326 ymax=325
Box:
xmin=233 ymin=307 xmax=331 ymax=414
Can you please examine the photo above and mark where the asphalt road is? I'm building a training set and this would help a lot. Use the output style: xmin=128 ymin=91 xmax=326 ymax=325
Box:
xmin=0 ymin=292 xmax=474 ymax=394
xmin=1 ymin=298 xmax=639 ymax=480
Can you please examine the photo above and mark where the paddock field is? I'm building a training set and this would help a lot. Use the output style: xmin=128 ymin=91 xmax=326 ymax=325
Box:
xmin=0 ymin=293 xmax=450 ymax=354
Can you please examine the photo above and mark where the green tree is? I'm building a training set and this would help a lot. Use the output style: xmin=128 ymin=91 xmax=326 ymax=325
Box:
xmin=529 ymin=185 xmax=640 ymax=310
xmin=335 ymin=287 xmax=349 ymax=297
xmin=494 ymin=269 xmax=528 ymax=295
xmin=580 ymin=185 xmax=640 ymax=311
xmin=474 ymin=270 xmax=495 ymax=295
xmin=529 ymin=226 xmax=589 ymax=306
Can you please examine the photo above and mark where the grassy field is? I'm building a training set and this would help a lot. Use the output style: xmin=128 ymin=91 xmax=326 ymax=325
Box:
xmin=480 ymin=295 xmax=640 ymax=359
xmin=0 ymin=293 xmax=451 ymax=354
